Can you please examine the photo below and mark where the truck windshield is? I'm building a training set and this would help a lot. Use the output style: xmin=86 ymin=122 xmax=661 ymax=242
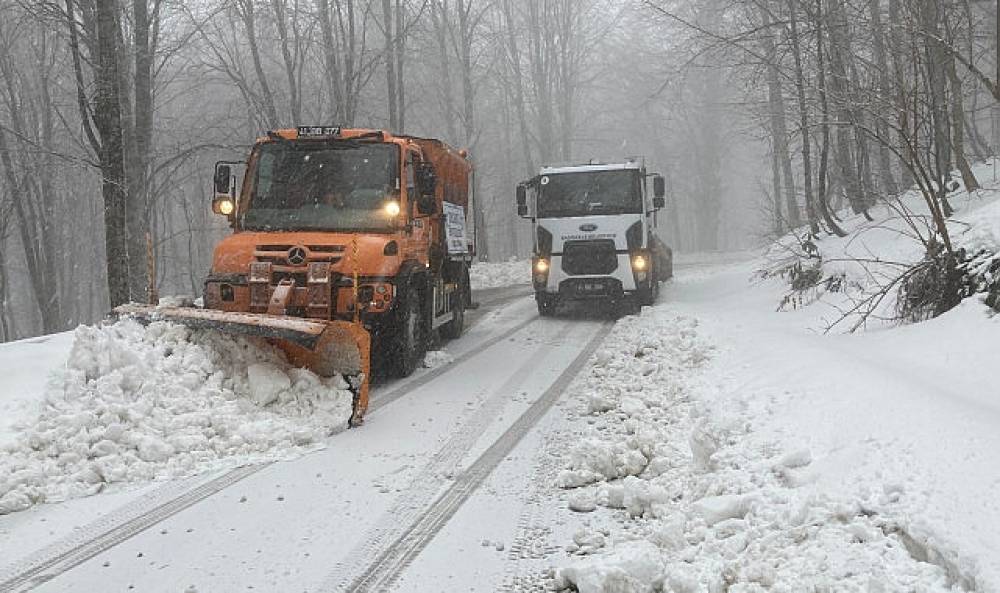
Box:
xmin=537 ymin=170 xmax=641 ymax=218
xmin=243 ymin=142 xmax=400 ymax=231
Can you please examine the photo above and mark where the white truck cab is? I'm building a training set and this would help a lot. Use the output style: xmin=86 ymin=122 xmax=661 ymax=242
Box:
xmin=516 ymin=161 xmax=673 ymax=316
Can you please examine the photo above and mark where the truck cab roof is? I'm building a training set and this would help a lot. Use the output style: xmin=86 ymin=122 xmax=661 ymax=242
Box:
xmin=539 ymin=162 xmax=642 ymax=175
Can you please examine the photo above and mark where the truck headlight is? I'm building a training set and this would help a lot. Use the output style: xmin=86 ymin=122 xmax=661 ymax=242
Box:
xmin=631 ymin=255 xmax=647 ymax=271
xmin=384 ymin=200 xmax=401 ymax=217
xmin=533 ymin=258 xmax=549 ymax=289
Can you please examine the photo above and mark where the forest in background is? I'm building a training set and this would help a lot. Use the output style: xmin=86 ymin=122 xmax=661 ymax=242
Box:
xmin=0 ymin=0 xmax=997 ymax=340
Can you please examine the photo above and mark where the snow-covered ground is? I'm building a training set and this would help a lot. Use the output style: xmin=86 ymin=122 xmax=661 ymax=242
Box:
xmin=1 ymin=170 xmax=998 ymax=591
xmin=469 ymin=258 xmax=531 ymax=290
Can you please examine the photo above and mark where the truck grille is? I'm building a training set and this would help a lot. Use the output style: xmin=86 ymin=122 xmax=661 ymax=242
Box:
xmin=561 ymin=240 xmax=618 ymax=276
xmin=254 ymin=244 xmax=345 ymax=266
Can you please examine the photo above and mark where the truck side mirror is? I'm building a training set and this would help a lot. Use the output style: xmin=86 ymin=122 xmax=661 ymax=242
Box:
xmin=653 ymin=175 xmax=665 ymax=199
xmin=212 ymin=163 xmax=235 ymax=217
xmin=416 ymin=162 xmax=437 ymax=197
xmin=417 ymin=193 xmax=438 ymax=215
xmin=214 ymin=164 xmax=232 ymax=195
xmin=516 ymin=185 xmax=528 ymax=217
xmin=653 ymin=196 xmax=665 ymax=209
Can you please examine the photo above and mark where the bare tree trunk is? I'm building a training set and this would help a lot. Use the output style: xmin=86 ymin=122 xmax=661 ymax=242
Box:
xmin=394 ymin=0 xmax=405 ymax=132
xmin=501 ymin=90 xmax=519 ymax=256
xmin=555 ymin=0 xmax=575 ymax=161
xmin=318 ymin=0 xmax=345 ymax=121
xmin=501 ymin=0 xmax=535 ymax=176
xmin=238 ymin=0 xmax=280 ymax=128
xmin=0 ymin=127 xmax=62 ymax=332
xmin=127 ymin=0 xmax=154 ymax=302
xmin=920 ymin=0 xmax=954 ymax=216
xmin=382 ymin=0 xmax=398 ymax=130
xmin=815 ymin=0 xmax=846 ymax=236
xmin=769 ymin=135 xmax=784 ymax=234
xmin=944 ymin=9 xmax=980 ymax=191
xmin=827 ymin=0 xmax=867 ymax=216
xmin=95 ymin=0 xmax=131 ymax=307
xmin=759 ymin=5 xmax=801 ymax=228
xmin=527 ymin=0 xmax=555 ymax=161
xmin=867 ymin=0 xmax=899 ymax=196
xmin=271 ymin=0 xmax=302 ymax=124
xmin=430 ymin=0 xmax=458 ymax=142
xmin=786 ymin=0 xmax=819 ymax=235
xmin=888 ymin=0 xmax=914 ymax=190
xmin=456 ymin=0 xmax=484 ymax=259
xmin=0 ymin=246 xmax=10 ymax=341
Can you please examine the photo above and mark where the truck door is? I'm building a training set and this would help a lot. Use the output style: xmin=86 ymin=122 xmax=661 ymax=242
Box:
xmin=405 ymin=149 xmax=433 ymax=261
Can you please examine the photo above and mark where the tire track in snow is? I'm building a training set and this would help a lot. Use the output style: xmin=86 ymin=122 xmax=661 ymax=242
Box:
xmin=497 ymin=428 xmax=572 ymax=593
xmin=328 ymin=320 xmax=612 ymax=593
xmin=0 ymin=295 xmax=534 ymax=593
xmin=324 ymin=318 xmax=576 ymax=592
xmin=0 ymin=465 xmax=260 ymax=592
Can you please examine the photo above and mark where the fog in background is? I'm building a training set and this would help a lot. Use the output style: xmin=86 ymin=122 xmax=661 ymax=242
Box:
xmin=2 ymin=0 xmax=996 ymax=340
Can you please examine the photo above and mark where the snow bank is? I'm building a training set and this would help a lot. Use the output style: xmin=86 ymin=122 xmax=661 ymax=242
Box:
xmin=550 ymin=307 xmax=970 ymax=593
xmin=0 ymin=319 xmax=354 ymax=515
xmin=469 ymin=258 xmax=530 ymax=290
xmin=0 ymin=332 xmax=75 ymax=448
xmin=762 ymin=159 xmax=1000 ymax=325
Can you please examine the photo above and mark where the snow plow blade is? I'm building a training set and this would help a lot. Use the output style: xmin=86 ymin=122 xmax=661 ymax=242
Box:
xmin=114 ymin=304 xmax=371 ymax=427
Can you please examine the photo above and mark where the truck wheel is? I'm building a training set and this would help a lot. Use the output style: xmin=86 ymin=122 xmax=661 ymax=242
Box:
xmin=637 ymin=280 xmax=659 ymax=307
xmin=536 ymin=294 xmax=556 ymax=317
xmin=439 ymin=288 xmax=465 ymax=340
xmin=385 ymin=283 xmax=427 ymax=377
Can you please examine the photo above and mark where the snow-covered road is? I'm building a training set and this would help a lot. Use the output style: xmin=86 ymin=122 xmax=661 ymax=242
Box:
xmin=2 ymin=255 xmax=998 ymax=593
xmin=0 ymin=288 xmax=612 ymax=592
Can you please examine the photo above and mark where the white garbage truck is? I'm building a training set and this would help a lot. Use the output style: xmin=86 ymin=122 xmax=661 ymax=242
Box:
xmin=516 ymin=161 xmax=673 ymax=316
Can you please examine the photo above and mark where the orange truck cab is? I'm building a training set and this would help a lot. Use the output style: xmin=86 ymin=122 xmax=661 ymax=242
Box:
xmin=208 ymin=127 xmax=473 ymax=377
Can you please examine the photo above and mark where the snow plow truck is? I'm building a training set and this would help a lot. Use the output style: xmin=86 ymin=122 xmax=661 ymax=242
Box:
xmin=516 ymin=160 xmax=672 ymax=315
xmin=117 ymin=127 xmax=473 ymax=427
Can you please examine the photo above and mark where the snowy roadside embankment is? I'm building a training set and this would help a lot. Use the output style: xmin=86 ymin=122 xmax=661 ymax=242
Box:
xmin=469 ymin=258 xmax=530 ymax=290
xmin=763 ymin=159 xmax=1000 ymax=325
xmin=0 ymin=319 xmax=354 ymax=515
xmin=548 ymin=306 xmax=980 ymax=593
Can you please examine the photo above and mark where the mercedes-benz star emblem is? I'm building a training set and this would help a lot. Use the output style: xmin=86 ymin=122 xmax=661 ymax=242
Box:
xmin=287 ymin=246 xmax=307 ymax=265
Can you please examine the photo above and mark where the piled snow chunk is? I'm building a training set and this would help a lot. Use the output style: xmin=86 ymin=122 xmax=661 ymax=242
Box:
xmin=422 ymin=349 xmax=454 ymax=369
xmin=247 ymin=362 xmax=292 ymax=406
xmin=555 ymin=438 xmax=648 ymax=489
xmin=469 ymin=258 xmax=530 ymax=290
xmin=553 ymin=540 xmax=664 ymax=593
xmin=692 ymin=493 xmax=751 ymax=526
xmin=0 ymin=319 xmax=354 ymax=515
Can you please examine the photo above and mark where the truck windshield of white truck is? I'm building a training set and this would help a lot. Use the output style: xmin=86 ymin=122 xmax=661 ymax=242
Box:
xmin=538 ymin=170 xmax=641 ymax=218
xmin=243 ymin=142 xmax=401 ymax=232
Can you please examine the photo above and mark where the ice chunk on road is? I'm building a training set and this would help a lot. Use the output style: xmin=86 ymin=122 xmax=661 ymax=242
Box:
xmin=554 ymin=540 xmax=664 ymax=593
xmin=247 ymin=362 xmax=292 ymax=406
xmin=568 ymin=490 xmax=597 ymax=513
xmin=622 ymin=476 xmax=670 ymax=518
xmin=693 ymin=493 xmax=751 ymax=526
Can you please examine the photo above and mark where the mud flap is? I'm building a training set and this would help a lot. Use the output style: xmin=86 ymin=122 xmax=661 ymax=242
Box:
xmin=114 ymin=304 xmax=371 ymax=428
